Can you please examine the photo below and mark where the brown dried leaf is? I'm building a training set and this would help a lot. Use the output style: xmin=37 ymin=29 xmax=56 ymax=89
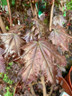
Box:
xmin=21 ymin=38 xmax=66 ymax=84
xmin=0 ymin=33 xmax=24 ymax=57
xmin=49 ymin=25 xmax=72 ymax=52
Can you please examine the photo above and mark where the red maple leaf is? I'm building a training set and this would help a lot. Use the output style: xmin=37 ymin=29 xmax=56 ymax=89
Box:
xmin=49 ymin=25 xmax=72 ymax=52
xmin=20 ymin=38 xmax=66 ymax=84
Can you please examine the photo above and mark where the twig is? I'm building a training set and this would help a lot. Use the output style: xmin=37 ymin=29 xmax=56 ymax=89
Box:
xmin=49 ymin=0 xmax=55 ymax=31
xmin=29 ymin=0 xmax=34 ymax=17
xmin=41 ymin=76 xmax=47 ymax=96
xmin=13 ymin=81 xmax=20 ymax=96
xmin=0 ymin=15 xmax=7 ymax=33
xmin=29 ymin=0 xmax=38 ymax=19
xmin=47 ymin=85 xmax=54 ymax=96
xmin=29 ymin=83 xmax=36 ymax=96
xmin=7 ymin=0 xmax=12 ymax=27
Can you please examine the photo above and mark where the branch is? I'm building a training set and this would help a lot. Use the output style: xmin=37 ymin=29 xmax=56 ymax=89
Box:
xmin=49 ymin=0 xmax=55 ymax=31
xmin=7 ymin=0 xmax=12 ymax=27
xmin=41 ymin=76 xmax=47 ymax=96
xmin=29 ymin=0 xmax=38 ymax=19
xmin=29 ymin=83 xmax=36 ymax=96
xmin=47 ymin=85 xmax=54 ymax=96
xmin=0 ymin=15 xmax=7 ymax=33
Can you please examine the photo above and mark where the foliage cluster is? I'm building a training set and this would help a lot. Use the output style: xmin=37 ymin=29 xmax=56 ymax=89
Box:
xmin=0 ymin=0 xmax=72 ymax=95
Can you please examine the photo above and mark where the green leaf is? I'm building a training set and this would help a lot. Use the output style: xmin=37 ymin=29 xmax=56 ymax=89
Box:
xmin=4 ymin=87 xmax=13 ymax=96
xmin=3 ymin=74 xmax=9 ymax=82
xmin=0 ymin=73 xmax=3 ymax=78
xmin=12 ymin=0 xmax=15 ymax=5
xmin=66 ymin=0 xmax=72 ymax=10
xmin=1 ymin=0 xmax=7 ymax=6
xmin=7 ymin=67 xmax=10 ymax=70
xmin=8 ymin=80 xmax=13 ymax=84
xmin=8 ymin=62 xmax=13 ymax=66
xmin=63 ymin=11 xmax=66 ymax=17
xmin=6 ymin=26 xmax=9 ymax=30
xmin=3 ymin=74 xmax=13 ymax=84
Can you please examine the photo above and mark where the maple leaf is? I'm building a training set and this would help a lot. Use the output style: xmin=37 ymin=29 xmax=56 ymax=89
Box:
xmin=32 ymin=18 xmax=49 ymax=38
xmin=23 ymin=26 xmax=40 ymax=43
xmin=9 ymin=25 xmax=25 ymax=33
xmin=53 ymin=15 xmax=67 ymax=27
xmin=48 ymin=25 xmax=72 ymax=52
xmin=0 ymin=48 xmax=5 ymax=73
xmin=20 ymin=38 xmax=66 ymax=84
xmin=23 ymin=30 xmax=34 ymax=43
xmin=0 ymin=33 xmax=24 ymax=57
xmin=23 ymin=26 xmax=36 ymax=43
